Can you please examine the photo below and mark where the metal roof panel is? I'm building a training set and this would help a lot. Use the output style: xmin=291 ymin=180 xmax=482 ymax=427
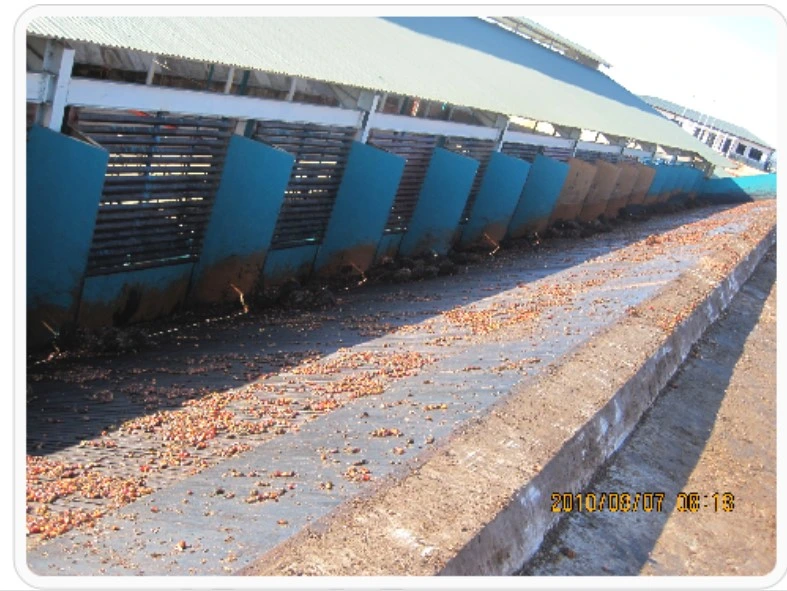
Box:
xmin=27 ymin=16 xmax=731 ymax=168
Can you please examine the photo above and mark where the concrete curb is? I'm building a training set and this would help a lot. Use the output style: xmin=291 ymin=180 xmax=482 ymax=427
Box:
xmin=236 ymin=206 xmax=776 ymax=577
xmin=441 ymin=224 xmax=776 ymax=575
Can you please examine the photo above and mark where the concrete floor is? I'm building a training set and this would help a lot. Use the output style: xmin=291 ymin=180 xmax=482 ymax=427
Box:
xmin=24 ymin=202 xmax=776 ymax=577
xmin=521 ymin=246 xmax=777 ymax=578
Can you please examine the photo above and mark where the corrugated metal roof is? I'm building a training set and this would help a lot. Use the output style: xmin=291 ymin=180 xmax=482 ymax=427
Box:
xmin=489 ymin=17 xmax=612 ymax=68
xmin=640 ymin=95 xmax=773 ymax=150
xmin=27 ymin=16 xmax=730 ymax=168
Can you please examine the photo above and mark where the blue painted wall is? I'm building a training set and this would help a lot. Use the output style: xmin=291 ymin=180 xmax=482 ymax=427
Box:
xmin=675 ymin=166 xmax=695 ymax=195
xmin=314 ymin=142 xmax=406 ymax=275
xmin=191 ymin=136 xmax=293 ymax=304
xmin=78 ymin=263 xmax=194 ymax=328
xmin=399 ymin=147 xmax=479 ymax=257
xmin=688 ymin=168 xmax=705 ymax=195
xmin=663 ymin=166 xmax=684 ymax=199
xmin=655 ymin=166 xmax=677 ymax=200
xmin=506 ymin=154 xmax=569 ymax=238
xmin=262 ymin=244 xmax=320 ymax=285
xmin=27 ymin=125 xmax=108 ymax=346
xmin=672 ymin=165 xmax=689 ymax=195
xmin=699 ymin=173 xmax=776 ymax=203
xmin=459 ymin=151 xmax=531 ymax=248
xmin=645 ymin=165 xmax=668 ymax=202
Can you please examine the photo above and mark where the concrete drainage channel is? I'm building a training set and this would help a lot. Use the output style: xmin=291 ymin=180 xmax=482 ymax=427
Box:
xmin=439 ymin=225 xmax=776 ymax=576
xmin=242 ymin=203 xmax=775 ymax=577
xmin=25 ymin=202 xmax=776 ymax=579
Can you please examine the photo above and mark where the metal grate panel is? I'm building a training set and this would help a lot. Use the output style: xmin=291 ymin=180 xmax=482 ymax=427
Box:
xmin=501 ymin=142 xmax=541 ymax=163
xmin=575 ymin=149 xmax=621 ymax=164
xmin=443 ymin=136 xmax=497 ymax=223
xmin=75 ymin=108 xmax=234 ymax=276
xmin=541 ymin=146 xmax=575 ymax=162
xmin=367 ymin=129 xmax=440 ymax=233
xmin=255 ymin=121 xmax=356 ymax=250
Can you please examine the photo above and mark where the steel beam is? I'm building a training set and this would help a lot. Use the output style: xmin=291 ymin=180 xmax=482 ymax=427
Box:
xmin=501 ymin=130 xmax=575 ymax=149
xmin=368 ymin=111 xmax=499 ymax=141
xmin=65 ymin=78 xmax=364 ymax=128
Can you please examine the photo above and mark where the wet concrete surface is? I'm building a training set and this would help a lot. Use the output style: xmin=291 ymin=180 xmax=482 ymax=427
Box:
xmin=520 ymin=246 xmax=776 ymax=577
xmin=24 ymin=202 xmax=774 ymax=576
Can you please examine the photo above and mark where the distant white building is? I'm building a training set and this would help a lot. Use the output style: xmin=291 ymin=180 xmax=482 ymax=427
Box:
xmin=641 ymin=96 xmax=775 ymax=172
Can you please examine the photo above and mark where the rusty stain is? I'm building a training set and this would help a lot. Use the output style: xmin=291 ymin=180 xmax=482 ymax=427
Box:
xmin=406 ymin=229 xmax=456 ymax=258
xmin=78 ymin=275 xmax=191 ymax=329
xmin=604 ymin=164 xmax=639 ymax=218
xmin=263 ymin=251 xmax=318 ymax=287
xmin=549 ymin=158 xmax=596 ymax=223
xmin=191 ymin=252 xmax=266 ymax=305
xmin=315 ymin=243 xmax=378 ymax=278
xmin=27 ymin=298 xmax=79 ymax=350
xmin=461 ymin=221 xmax=509 ymax=250
xmin=627 ymin=165 xmax=657 ymax=207
xmin=578 ymin=161 xmax=622 ymax=222
xmin=480 ymin=221 xmax=509 ymax=247
xmin=374 ymin=234 xmax=403 ymax=265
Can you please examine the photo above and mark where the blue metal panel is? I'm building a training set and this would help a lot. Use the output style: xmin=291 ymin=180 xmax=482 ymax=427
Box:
xmin=191 ymin=136 xmax=294 ymax=304
xmin=655 ymin=166 xmax=676 ymax=200
xmin=674 ymin=166 xmax=694 ymax=194
xmin=314 ymin=142 xmax=406 ymax=276
xmin=78 ymin=263 xmax=194 ymax=328
xmin=459 ymin=151 xmax=531 ymax=248
xmin=398 ymin=148 xmax=479 ymax=257
xmin=687 ymin=169 xmax=705 ymax=195
xmin=668 ymin=166 xmax=685 ymax=194
xmin=507 ymin=154 xmax=570 ymax=238
xmin=699 ymin=174 xmax=776 ymax=203
xmin=27 ymin=125 xmax=108 ymax=346
xmin=262 ymin=244 xmax=320 ymax=285
xmin=661 ymin=166 xmax=683 ymax=199
xmin=645 ymin=165 xmax=668 ymax=202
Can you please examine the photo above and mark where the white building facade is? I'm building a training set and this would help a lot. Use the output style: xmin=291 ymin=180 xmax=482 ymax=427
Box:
xmin=641 ymin=96 xmax=775 ymax=172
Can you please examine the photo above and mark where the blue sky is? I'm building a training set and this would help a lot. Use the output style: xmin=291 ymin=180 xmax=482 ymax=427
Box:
xmin=531 ymin=5 xmax=781 ymax=149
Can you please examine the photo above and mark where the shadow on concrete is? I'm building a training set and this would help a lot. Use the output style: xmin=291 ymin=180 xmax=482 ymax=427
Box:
xmin=518 ymin=246 xmax=775 ymax=576
xmin=26 ymin=206 xmax=728 ymax=457
xmin=700 ymin=178 xmax=757 ymax=204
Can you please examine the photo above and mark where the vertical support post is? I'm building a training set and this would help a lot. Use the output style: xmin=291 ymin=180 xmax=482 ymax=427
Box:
xmin=494 ymin=116 xmax=510 ymax=152
xmin=145 ymin=55 xmax=157 ymax=85
xmin=378 ymin=93 xmax=388 ymax=112
xmin=236 ymin=70 xmax=254 ymax=136
xmin=223 ymin=66 xmax=235 ymax=94
xmin=286 ymin=77 xmax=297 ymax=101
xmin=238 ymin=69 xmax=251 ymax=95
xmin=38 ymin=40 xmax=75 ymax=132
xmin=358 ymin=94 xmax=381 ymax=144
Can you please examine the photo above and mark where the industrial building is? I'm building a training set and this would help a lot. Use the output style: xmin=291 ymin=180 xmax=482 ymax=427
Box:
xmin=641 ymin=95 xmax=775 ymax=172
xmin=26 ymin=16 xmax=731 ymax=348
